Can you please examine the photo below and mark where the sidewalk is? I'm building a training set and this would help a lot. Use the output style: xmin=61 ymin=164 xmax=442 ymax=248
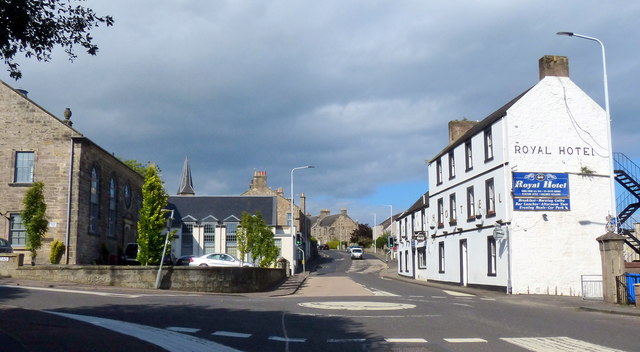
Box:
xmin=375 ymin=253 xmax=640 ymax=318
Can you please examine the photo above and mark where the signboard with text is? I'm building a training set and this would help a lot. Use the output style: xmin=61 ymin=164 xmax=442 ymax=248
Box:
xmin=513 ymin=172 xmax=570 ymax=211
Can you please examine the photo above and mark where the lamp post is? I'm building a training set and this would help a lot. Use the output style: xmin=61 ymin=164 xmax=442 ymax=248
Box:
xmin=372 ymin=213 xmax=377 ymax=254
xmin=155 ymin=209 xmax=174 ymax=289
xmin=557 ymin=32 xmax=617 ymax=229
xmin=290 ymin=165 xmax=314 ymax=274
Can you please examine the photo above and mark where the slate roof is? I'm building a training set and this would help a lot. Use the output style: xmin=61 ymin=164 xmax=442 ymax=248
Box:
xmin=429 ymin=88 xmax=532 ymax=163
xmin=167 ymin=196 xmax=277 ymax=226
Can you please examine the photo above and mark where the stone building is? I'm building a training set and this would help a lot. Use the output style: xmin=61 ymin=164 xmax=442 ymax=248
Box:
xmin=241 ymin=171 xmax=311 ymax=272
xmin=310 ymin=209 xmax=358 ymax=246
xmin=0 ymin=80 xmax=144 ymax=264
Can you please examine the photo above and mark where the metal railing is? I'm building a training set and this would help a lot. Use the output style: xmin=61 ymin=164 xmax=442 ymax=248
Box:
xmin=581 ymin=275 xmax=603 ymax=301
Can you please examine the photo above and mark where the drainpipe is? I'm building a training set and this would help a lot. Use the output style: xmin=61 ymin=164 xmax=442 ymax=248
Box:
xmin=65 ymin=137 xmax=78 ymax=264
xmin=501 ymin=115 xmax=513 ymax=294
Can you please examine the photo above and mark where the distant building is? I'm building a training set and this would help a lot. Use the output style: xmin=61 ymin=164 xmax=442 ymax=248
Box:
xmin=396 ymin=192 xmax=428 ymax=279
xmin=241 ymin=171 xmax=312 ymax=272
xmin=310 ymin=209 xmax=358 ymax=246
xmin=0 ymin=80 xmax=144 ymax=264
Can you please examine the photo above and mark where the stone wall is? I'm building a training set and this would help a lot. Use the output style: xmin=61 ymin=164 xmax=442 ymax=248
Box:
xmin=0 ymin=255 xmax=286 ymax=293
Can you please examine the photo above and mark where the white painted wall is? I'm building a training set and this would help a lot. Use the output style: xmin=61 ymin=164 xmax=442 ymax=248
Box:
xmin=423 ymin=75 xmax=610 ymax=296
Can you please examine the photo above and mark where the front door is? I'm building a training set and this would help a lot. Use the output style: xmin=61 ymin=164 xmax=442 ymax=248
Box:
xmin=459 ymin=239 xmax=468 ymax=286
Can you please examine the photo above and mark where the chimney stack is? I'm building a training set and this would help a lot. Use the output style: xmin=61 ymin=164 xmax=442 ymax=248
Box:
xmin=539 ymin=55 xmax=569 ymax=80
xmin=448 ymin=120 xmax=477 ymax=144
xmin=319 ymin=209 xmax=330 ymax=219
xmin=300 ymin=193 xmax=306 ymax=214
xmin=250 ymin=171 xmax=267 ymax=190
xmin=341 ymin=208 xmax=347 ymax=216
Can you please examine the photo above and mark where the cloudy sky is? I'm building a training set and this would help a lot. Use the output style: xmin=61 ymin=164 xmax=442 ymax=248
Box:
xmin=3 ymin=1 xmax=640 ymax=225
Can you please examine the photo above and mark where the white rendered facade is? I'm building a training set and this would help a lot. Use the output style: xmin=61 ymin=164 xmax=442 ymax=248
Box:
xmin=419 ymin=58 xmax=611 ymax=295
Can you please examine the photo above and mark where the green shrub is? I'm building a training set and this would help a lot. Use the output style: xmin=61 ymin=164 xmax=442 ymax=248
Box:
xmin=49 ymin=240 xmax=65 ymax=264
xmin=326 ymin=240 xmax=340 ymax=249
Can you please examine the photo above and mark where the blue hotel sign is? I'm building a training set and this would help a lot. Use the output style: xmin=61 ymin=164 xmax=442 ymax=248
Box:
xmin=513 ymin=172 xmax=570 ymax=211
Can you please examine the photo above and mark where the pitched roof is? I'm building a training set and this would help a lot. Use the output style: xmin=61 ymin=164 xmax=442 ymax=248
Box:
xmin=167 ymin=196 xmax=277 ymax=226
xmin=429 ymin=88 xmax=532 ymax=163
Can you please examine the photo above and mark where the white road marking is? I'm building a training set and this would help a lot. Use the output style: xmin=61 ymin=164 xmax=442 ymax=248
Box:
xmin=46 ymin=311 xmax=241 ymax=352
xmin=327 ymin=338 xmax=367 ymax=343
xmin=480 ymin=298 xmax=496 ymax=301
xmin=269 ymin=336 xmax=306 ymax=343
xmin=2 ymin=285 xmax=142 ymax=298
xmin=298 ymin=312 xmax=440 ymax=318
xmin=443 ymin=290 xmax=475 ymax=297
xmin=444 ymin=338 xmax=487 ymax=343
xmin=432 ymin=296 xmax=447 ymax=299
xmin=409 ymin=295 xmax=424 ymax=298
xmin=212 ymin=331 xmax=252 ymax=338
xmin=501 ymin=337 xmax=625 ymax=352
xmin=166 ymin=327 xmax=201 ymax=333
xmin=385 ymin=338 xmax=428 ymax=343
xmin=452 ymin=302 xmax=473 ymax=307
xmin=299 ymin=301 xmax=415 ymax=311
xmin=370 ymin=288 xmax=399 ymax=297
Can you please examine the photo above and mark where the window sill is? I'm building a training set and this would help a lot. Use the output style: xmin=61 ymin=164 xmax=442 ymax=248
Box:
xmin=487 ymin=273 xmax=496 ymax=277
xmin=486 ymin=211 xmax=496 ymax=218
xmin=8 ymin=182 xmax=34 ymax=187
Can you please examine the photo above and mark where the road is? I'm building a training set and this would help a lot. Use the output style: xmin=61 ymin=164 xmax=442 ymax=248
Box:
xmin=1 ymin=250 xmax=639 ymax=351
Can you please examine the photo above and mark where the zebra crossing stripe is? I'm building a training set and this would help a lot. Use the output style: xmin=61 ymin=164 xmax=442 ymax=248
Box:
xmin=166 ymin=327 xmax=200 ymax=333
xmin=500 ymin=337 xmax=625 ymax=352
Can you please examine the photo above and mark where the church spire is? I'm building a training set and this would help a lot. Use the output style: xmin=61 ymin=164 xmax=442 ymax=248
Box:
xmin=177 ymin=156 xmax=195 ymax=196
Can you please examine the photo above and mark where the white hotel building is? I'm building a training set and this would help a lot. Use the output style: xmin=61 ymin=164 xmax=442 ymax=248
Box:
xmin=398 ymin=56 xmax=612 ymax=295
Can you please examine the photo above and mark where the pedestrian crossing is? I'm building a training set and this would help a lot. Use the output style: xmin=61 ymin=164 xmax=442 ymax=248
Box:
xmin=164 ymin=327 xmax=624 ymax=351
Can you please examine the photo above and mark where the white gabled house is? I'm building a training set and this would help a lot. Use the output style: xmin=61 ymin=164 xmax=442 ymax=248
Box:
xmin=407 ymin=55 xmax=613 ymax=295
xmin=396 ymin=193 xmax=428 ymax=280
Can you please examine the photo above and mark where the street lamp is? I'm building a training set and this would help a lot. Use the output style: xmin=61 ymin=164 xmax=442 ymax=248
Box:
xmin=557 ymin=32 xmax=617 ymax=230
xmin=290 ymin=165 xmax=314 ymax=273
xmin=372 ymin=213 xmax=377 ymax=254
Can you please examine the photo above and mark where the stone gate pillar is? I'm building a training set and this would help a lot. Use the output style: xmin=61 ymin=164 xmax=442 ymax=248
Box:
xmin=596 ymin=232 xmax=626 ymax=304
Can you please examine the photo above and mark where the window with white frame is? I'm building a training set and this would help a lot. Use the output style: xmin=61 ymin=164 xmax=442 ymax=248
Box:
xmin=487 ymin=236 xmax=497 ymax=276
xmin=449 ymin=193 xmax=457 ymax=224
xmin=437 ymin=198 xmax=444 ymax=228
xmin=436 ymin=158 xmax=443 ymax=185
xmin=225 ymin=222 xmax=238 ymax=257
xmin=417 ymin=247 xmax=426 ymax=269
xmin=438 ymin=242 xmax=445 ymax=273
xmin=484 ymin=128 xmax=494 ymax=161
xmin=203 ymin=223 xmax=215 ymax=254
xmin=448 ymin=151 xmax=455 ymax=179
xmin=404 ymin=250 xmax=409 ymax=272
xmin=108 ymin=177 xmax=117 ymax=238
xmin=274 ymin=238 xmax=282 ymax=257
xmin=486 ymin=178 xmax=496 ymax=217
xmin=465 ymin=140 xmax=473 ymax=171
xmin=14 ymin=151 xmax=35 ymax=183
xmin=9 ymin=214 xmax=26 ymax=246
xmin=89 ymin=166 xmax=100 ymax=234
xmin=287 ymin=212 xmax=292 ymax=227
xmin=466 ymin=186 xmax=475 ymax=220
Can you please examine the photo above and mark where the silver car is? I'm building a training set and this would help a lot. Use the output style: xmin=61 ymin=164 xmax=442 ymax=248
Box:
xmin=189 ymin=253 xmax=253 ymax=267
xmin=350 ymin=247 xmax=363 ymax=259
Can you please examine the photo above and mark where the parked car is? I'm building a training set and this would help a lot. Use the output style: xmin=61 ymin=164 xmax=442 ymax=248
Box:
xmin=347 ymin=245 xmax=360 ymax=253
xmin=189 ymin=253 xmax=253 ymax=267
xmin=350 ymin=247 xmax=363 ymax=259
xmin=318 ymin=244 xmax=329 ymax=250
xmin=0 ymin=238 xmax=13 ymax=253
xmin=121 ymin=243 xmax=175 ymax=265
xmin=175 ymin=255 xmax=195 ymax=266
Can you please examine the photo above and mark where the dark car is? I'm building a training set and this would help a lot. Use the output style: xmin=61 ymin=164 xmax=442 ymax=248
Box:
xmin=175 ymin=255 xmax=194 ymax=266
xmin=121 ymin=243 xmax=174 ymax=265
xmin=0 ymin=238 xmax=13 ymax=253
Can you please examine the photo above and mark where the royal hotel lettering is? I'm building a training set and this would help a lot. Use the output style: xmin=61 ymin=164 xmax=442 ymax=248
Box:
xmin=513 ymin=145 xmax=596 ymax=156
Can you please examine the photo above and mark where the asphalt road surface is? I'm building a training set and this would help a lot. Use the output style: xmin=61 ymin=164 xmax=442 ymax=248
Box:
xmin=1 ymin=250 xmax=639 ymax=351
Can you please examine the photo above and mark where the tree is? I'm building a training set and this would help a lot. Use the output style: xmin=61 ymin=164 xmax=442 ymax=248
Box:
xmin=120 ymin=158 xmax=154 ymax=178
xmin=136 ymin=164 xmax=170 ymax=265
xmin=0 ymin=0 xmax=114 ymax=79
xmin=237 ymin=212 xmax=279 ymax=268
xmin=349 ymin=223 xmax=373 ymax=247
xmin=22 ymin=181 xmax=48 ymax=263
xmin=376 ymin=231 xmax=390 ymax=249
